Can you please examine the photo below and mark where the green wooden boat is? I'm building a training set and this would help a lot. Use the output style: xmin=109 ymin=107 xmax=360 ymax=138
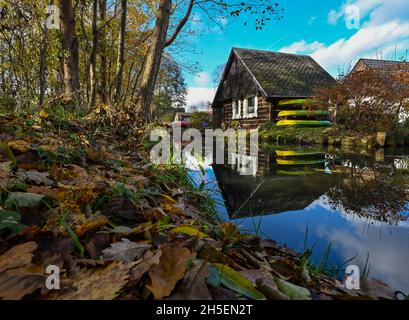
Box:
xmin=278 ymin=110 xmax=328 ymax=118
xmin=276 ymin=159 xmax=325 ymax=166
xmin=278 ymin=99 xmax=307 ymax=106
xmin=275 ymin=150 xmax=325 ymax=157
xmin=277 ymin=120 xmax=331 ymax=127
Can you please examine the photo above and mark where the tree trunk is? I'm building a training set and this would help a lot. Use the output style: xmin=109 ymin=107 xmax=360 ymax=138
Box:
xmin=114 ymin=0 xmax=127 ymax=104
xmin=89 ymin=0 xmax=98 ymax=107
xmin=59 ymin=0 xmax=80 ymax=104
xmin=98 ymin=0 xmax=108 ymax=104
xmin=38 ymin=27 xmax=49 ymax=107
xmin=135 ymin=0 xmax=172 ymax=122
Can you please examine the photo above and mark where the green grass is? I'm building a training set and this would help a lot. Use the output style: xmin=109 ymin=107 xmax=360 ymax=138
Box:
xmin=260 ymin=124 xmax=334 ymax=145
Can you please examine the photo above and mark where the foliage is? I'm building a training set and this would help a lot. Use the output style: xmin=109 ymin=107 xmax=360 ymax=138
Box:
xmin=313 ymin=68 xmax=409 ymax=133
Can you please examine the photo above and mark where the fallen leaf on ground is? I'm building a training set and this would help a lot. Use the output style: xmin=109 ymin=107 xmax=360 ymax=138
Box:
xmin=102 ymin=238 xmax=151 ymax=262
xmin=170 ymin=226 xmax=208 ymax=238
xmin=0 ymin=242 xmax=37 ymax=273
xmin=27 ymin=186 xmax=59 ymax=199
xmin=168 ymin=259 xmax=212 ymax=300
xmin=129 ymin=250 xmax=162 ymax=283
xmin=16 ymin=169 xmax=54 ymax=186
xmin=207 ymin=263 xmax=265 ymax=300
xmin=274 ymin=277 xmax=312 ymax=300
xmin=54 ymin=261 xmax=133 ymax=300
xmin=0 ymin=266 xmax=46 ymax=300
xmin=8 ymin=140 xmax=31 ymax=153
xmin=147 ymin=245 xmax=192 ymax=299
xmin=0 ymin=210 xmax=27 ymax=234
xmin=5 ymin=192 xmax=45 ymax=209
xmin=0 ymin=242 xmax=44 ymax=300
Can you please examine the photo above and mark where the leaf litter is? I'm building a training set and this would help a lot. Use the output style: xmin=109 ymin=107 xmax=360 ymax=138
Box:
xmin=0 ymin=113 xmax=398 ymax=300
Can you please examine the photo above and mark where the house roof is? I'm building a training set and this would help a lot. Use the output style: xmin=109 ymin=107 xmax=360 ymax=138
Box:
xmin=352 ymin=58 xmax=409 ymax=75
xmin=213 ymin=48 xmax=335 ymax=104
xmin=360 ymin=58 xmax=409 ymax=69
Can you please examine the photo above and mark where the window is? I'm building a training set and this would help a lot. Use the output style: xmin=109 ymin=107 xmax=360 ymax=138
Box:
xmin=232 ymin=100 xmax=242 ymax=119
xmin=243 ymin=96 xmax=258 ymax=118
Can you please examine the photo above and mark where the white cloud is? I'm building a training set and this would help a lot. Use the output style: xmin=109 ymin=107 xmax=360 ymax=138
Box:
xmin=186 ymin=87 xmax=216 ymax=107
xmin=281 ymin=0 xmax=409 ymax=75
xmin=308 ymin=16 xmax=317 ymax=26
xmin=312 ymin=20 xmax=409 ymax=70
xmin=194 ymin=72 xmax=212 ymax=87
xmin=279 ymin=40 xmax=325 ymax=55
xmin=328 ymin=9 xmax=342 ymax=25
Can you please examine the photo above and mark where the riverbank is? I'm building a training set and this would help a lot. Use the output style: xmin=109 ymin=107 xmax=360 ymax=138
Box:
xmin=0 ymin=111 xmax=398 ymax=300
xmin=259 ymin=124 xmax=409 ymax=150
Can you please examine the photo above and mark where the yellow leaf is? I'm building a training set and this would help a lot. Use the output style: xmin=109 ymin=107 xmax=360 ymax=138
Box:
xmin=160 ymin=194 xmax=177 ymax=203
xmin=170 ymin=226 xmax=208 ymax=238
xmin=8 ymin=140 xmax=31 ymax=153
xmin=211 ymin=263 xmax=266 ymax=300
xmin=39 ymin=109 xmax=49 ymax=119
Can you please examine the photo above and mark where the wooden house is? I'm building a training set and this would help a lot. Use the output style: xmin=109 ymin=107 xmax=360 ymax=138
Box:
xmin=350 ymin=58 xmax=409 ymax=75
xmin=211 ymin=48 xmax=336 ymax=129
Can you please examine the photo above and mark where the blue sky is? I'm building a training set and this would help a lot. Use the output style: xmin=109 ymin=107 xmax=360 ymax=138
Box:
xmin=179 ymin=0 xmax=409 ymax=107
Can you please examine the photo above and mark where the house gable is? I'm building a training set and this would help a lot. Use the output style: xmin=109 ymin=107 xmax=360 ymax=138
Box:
xmin=212 ymin=50 xmax=265 ymax=106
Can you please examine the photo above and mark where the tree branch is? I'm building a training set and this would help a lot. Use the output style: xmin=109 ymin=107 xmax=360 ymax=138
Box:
xmin=165 ymin=0 xmax=194 ymax=47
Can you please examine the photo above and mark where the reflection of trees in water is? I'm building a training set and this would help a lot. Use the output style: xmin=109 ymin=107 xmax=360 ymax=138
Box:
xmin=325 ymin=155 xmax=409 ymax=224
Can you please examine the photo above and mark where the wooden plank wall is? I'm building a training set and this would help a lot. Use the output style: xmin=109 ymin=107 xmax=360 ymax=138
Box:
xmin=220 ymin=96 xmax=273 ymax=129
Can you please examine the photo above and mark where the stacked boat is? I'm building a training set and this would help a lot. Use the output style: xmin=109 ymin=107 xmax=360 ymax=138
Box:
xmin=276 ymin=99 xmax=331 ymax=127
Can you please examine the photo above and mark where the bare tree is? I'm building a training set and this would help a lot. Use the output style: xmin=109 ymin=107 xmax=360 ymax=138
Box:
xmin=59 ymin=0 xmax=80 ymax=104
xmin=114 ymin=0 xmax=127 ymax=104
xmin=135 ymin=0 xmax=282 ymax=123
xmin=89 ymin=0 xmax=98 ymax=107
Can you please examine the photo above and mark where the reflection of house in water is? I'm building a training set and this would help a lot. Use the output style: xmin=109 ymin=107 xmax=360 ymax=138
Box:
xmin=212 ymin=148 xmax=409 ymax=223
xmin=213 ymin=164 xmax=332 ymax=219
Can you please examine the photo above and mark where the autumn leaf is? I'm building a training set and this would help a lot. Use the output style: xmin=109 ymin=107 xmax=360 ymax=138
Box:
xmin=168 ymin=259 xmax=212 ymax=300
xmin=147 ymin=245 xmax=192 ymax=299
xmin=16 ymin=169 xmax=54 ymax=186
xmin=0 ymin=210 xmax=27 ymax=235
xmin=27 ymin=186 xmax=59 ymax=199
xmin=8 ymin=140 xmax=31 ymax=153
xmin=54 ymin=261 xmax=133 ymax=300
xmin=0 ymin=242 xmax=37 ymax=273
xmin=75 ymin=218 xmax=109 ymax=236
xmin=5 ymin=192 xmax=45 ymax=209
xmin=0 ymin=242 xmax=44 ymax=300
xmin=208 ymin=263 xmax=266 ymax=300
xmin=170 ymin=226 xmax=208 ymax=238
xmin=102 ymin=238 xmax=151 ymax=262
xmin=274 ymin=277 xmax=312 ymax=300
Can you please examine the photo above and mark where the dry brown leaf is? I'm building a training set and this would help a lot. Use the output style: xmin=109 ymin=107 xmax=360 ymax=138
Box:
xmin=0 ymin=242 xmax=38 ymax=273
xmin=55 ymin=261 xmax=133 ymax=300
xmin=0 ymin=266 xmax=46 ymax=300
xmin=129 ymin=250 xmax=162 ymax=283
xmin=168 ymin=259 xmax=212 ymax=300
xmin=102 ymin=239 xmax=151 ymax=262
xmin=27 ymin=186 xmax=59 ymax=199
xmin=147 ymin=245 xmax=192 ymax=299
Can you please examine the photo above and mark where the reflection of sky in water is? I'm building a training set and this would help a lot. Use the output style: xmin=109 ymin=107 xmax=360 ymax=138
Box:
xmin=186 ymin=153 xmax=409 ymax=294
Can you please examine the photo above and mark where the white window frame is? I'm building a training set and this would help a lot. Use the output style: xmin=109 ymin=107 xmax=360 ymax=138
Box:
xmin=232 ymin=101 xmax=237 ymax=119
xmin=243 ymin=96 xmax=258 ymax=119
xmin=232 ymin=99 xmax=242 ymax=119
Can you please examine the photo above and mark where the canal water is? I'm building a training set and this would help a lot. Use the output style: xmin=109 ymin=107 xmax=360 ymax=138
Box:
xmin=187 ymin=146 xmax=409 ymax=294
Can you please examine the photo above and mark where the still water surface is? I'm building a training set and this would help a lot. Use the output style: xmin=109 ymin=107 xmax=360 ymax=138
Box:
xmin=188 ymin=146 xmax=409 ymax=294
